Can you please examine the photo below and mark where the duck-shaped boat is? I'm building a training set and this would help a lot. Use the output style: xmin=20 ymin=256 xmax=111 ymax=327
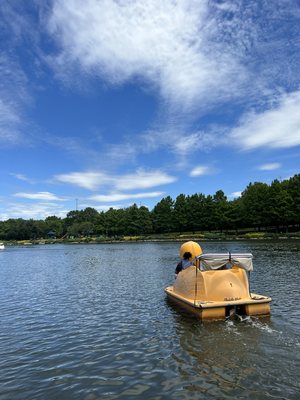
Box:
xmin=165 ymin=241 xmax=271 ymax=320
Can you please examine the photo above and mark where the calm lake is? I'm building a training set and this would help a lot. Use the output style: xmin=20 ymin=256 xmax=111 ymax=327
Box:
xmin=0 ymin=241 xmax=299 ymax=399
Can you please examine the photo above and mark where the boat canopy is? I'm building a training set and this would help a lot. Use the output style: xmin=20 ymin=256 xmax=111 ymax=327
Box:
xmin=197 ymin=253 xmax=253 ymax=272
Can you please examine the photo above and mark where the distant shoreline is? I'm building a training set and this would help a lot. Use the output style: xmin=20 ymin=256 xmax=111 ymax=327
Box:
xmin=2 ymin=233 xmax=300 ymax=246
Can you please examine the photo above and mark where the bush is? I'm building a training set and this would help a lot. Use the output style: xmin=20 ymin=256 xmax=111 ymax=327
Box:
xmin=244 ymin=232 xmax=266 ymax=239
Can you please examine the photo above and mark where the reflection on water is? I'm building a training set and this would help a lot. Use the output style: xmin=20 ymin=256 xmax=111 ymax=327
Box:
xmin=0 ymin=241 xmax=299 ymax=399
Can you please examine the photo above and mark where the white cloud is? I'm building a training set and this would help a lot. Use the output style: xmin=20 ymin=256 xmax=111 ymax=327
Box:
xmin=48 ymin=0 xmax=245 ymax=111
xmin=140 ymin=128 xmax=221 ymax=159
xmin=0 ymin=52 xmax=31 ymax=145
xmin=115 ymin=169 xmax=176 ymax=190
xmin=230 ymin=91 xmax=300 ymax=150
xmin=171 ymin=131 xmax=218 ymax=155
xmin=95 ymin=204 xmax=122 ymax=212
xmin=189 ymin=165 xmax=213 ymax=177
xmin=10 ymin=173 xmax=36 ymax=184
xmin=13 ymin=192 xmax=65 ymax=201
xmin=0 ymin=202 xmax=68 ymax=220
xmin=0 ymin=95 xmax=28 ymax=145
xmin=54 ymin=171 xmax=110 ymax=191
xmin=230 ymin=191 xmax=242 ymax=198
xmin=89 ymin=191 xmax=163 ymax=203
xmin=0 ymin=99 xmax=21 ymax=142
xmin=258 ymin=163 xmax=281 ymax=171
xmin=54 ymin=169 xmax=176 ymax=191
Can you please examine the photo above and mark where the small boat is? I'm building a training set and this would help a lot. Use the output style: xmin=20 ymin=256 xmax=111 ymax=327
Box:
xmin=0 ymin=242 xmax=5 ymax=250
xmin=165 ymin=241 xmax=271 ymax=320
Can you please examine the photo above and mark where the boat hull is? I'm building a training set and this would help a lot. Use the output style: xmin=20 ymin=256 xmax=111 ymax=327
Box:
xmin=165 ymin=286 xmax=271 ymax=320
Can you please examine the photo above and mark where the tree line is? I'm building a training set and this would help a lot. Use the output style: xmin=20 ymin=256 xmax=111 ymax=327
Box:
xmin=0 ymin=174 xmax=299 ymax=240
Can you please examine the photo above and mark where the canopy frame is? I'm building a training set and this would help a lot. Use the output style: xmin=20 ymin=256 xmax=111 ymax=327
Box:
xmin=196 ymin=253 xmax=253 ymax=272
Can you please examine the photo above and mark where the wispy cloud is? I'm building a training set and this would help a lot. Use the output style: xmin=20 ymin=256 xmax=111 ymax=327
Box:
xmin=171 ymin=131 xmax=219 ymax=156
xmin=10 ymin=173 xmax=36 ymax=184
xmin=0 ymin=2 xmax=33 ymax=146
xmin=0 ymin=62 xmax=29 ymax=145
xmin=189 ymin=165 xmax=214 ymax=177
xmin=13 ymin=192 xmax=66 ymax=201
xmin=139 ymin=128 xmax=221 ymax=161
xmin=258 ymin=163 xmax=281 ymax=171
xmin=0 ymin=202 xmax=68 ymax=220
xmin=54 ymin=171 xmax=109 ymax=191
xmin=230 ymin=90 xmax=300 ymax=150
xmin=54 ymin=169 xmax=176 ymax=191
xmin=89 ymin=191 xmax=163 ymax=203
xmin=115 ymin=169 xmax=176 ymax=190
xmin=48 ymin=0 xmax=247 ymax=112
xmin=0 ymin=3 xmax=46 ymax=147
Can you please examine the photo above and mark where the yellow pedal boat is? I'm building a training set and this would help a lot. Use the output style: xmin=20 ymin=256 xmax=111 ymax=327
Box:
xmin=165 ymin=241 xmax=271 ymax=320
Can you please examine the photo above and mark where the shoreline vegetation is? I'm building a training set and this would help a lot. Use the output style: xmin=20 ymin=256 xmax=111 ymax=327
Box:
xmin=1 ymin=174 xmax=299 ymax=244
xmin=2 ymin=230 xmax=300 ymax=246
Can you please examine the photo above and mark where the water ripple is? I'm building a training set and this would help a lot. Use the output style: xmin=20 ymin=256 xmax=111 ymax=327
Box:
xmin=0 ymin=242 xmax=299 ymax=399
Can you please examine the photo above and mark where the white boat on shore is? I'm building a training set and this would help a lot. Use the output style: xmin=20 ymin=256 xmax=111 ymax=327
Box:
xmin=0 ymin=242 xmax=5 ymax=250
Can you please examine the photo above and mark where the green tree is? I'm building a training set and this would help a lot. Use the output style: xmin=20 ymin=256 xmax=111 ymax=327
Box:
xmin=137 ymin=205 xmax=153 ymax=234
xmin=186 ymin=193 xmax=207 ymax=232
xmin=202 ymin=195 xmax=215 ymax=230
xmin=124 ymin=204 xmax=141 ymax=235
xmin=152 ymin=196 xmax=175 ymax=233
xmin=65 ymin=210 xmax=81 ymax=226
xmin=104 ymin=208 xmax=124 ymax=236
xmin=79 ymin=221 xmax=94 ymax=236
xmin=45 ymin=216 xmax=64 ymax=237
xmin=225 ymin=198 xmax=243 ymax=231
xmin=240 ymin=183 xmax=270 ymax=229
xmin=81 ymin=207 xmax=99 ymax=223
xmin=174 ymin=194 xmax=188 ymax=232
xmin=286 ymin=174 xmax=300 ymax=228
xmin=67 ymin=222 xmax=81 ymax=237
xmin=268 ymin=180 xmax=294 ymax=231
xmin=94 ymin=211 xmax=106 ymax=236
xmin=1 ymin=173 xmax=300 ymax=240
xmin=212 ymin=190 xmax=229 ymax=231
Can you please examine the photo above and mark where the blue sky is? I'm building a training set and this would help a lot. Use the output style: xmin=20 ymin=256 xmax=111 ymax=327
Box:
xmin=1 ymin=0 xmax=300 ymax=220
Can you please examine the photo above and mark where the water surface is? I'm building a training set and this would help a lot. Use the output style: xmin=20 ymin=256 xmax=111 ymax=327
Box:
xmin=0 ymin=241 xmax=299 ymax=399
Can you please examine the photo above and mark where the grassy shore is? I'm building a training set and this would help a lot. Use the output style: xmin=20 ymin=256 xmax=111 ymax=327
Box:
xmin=2 ymin=230 xmax=300 ymax=246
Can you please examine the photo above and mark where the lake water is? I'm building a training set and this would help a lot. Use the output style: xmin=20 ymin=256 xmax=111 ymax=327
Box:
xmin=0 ymin=241 xmax=299 ymax=399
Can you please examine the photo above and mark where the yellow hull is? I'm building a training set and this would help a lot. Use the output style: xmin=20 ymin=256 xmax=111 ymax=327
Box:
xmin=168 ymin=243 xmax=271 ymax=320
xmin=165 ymin=286 xmax=271 ymax=320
